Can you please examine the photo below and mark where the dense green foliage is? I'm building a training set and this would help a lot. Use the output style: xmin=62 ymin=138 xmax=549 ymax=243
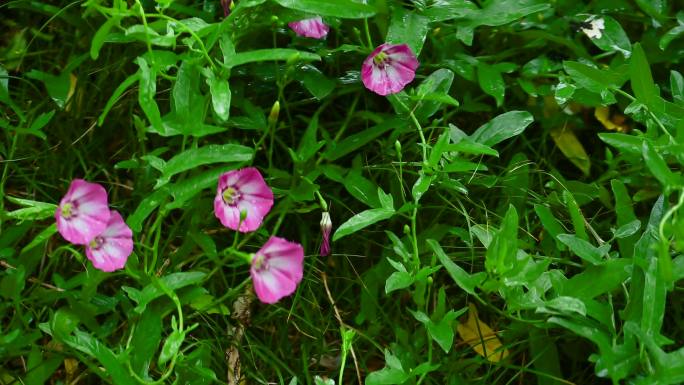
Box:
xmin=2 ymin=0 xmax=684 ymax=384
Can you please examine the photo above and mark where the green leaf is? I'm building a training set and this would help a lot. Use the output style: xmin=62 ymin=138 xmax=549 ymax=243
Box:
xmin=456 ymin=0 xmax=550 ymax=45
xmin=642 ymin=141 xmax=679 ymax=190
xmin=556 ymin=258 xmax=632 ymax=299
xmin=130 ymin=308 xmax=162 ymax=376
xmin=533 ymin=204 xmax=565 ymax=240
xmin=124 ymin=271 xmax=207 ymax=314
xmin=207 ymin=74 xmax=231 ymax=121
xmin=612 ymin=179 xmax=639 ymax=258
xmin=386 ymin=7 xmax=430 ymax=56
xmin=477 ymin=63 xmax=505 ymax=107
xmin=297 ymin=65 xmax=336 ymax=100
xmin=598 ymin=132 xmax=644 ymax=155
xmin=365 ymin=350 xmax=410 ymax=385
xmin=630 ymin=43 xmax=659 ymax=109
xmin=323 ymin=118 xmax=404 ymax=161
xmin=563 ymin=190 xmax=588 ymax=241
xmin=159 ymin=329 xmax=184 ymax=366
xmin=385 ymin=271 xmax=414 ymax=293
xmin=5 ymin=197 xmax=57 ymax=221
xmin=91 ymin=16 xmax=120 ymax=59
xmin=98 ymin=72 xmax=139 ymax=126
xmin=614 ymin=219 xmax=642 ymax=239
xmin=273 ymin=0 xmax=376 ymax=18
xmin=25 ymin=70 xmax=72 ymax=109
xmin=428 ymin=239 xmax=479 ymax=295
xmin=587 ymin=16 xmax=631 ymax=58
xmin=134 ymin=57 xmax=164 ymax=134
xmin=470 ymin=111 xmax=534 ymax=147
xmin=412 ymin=172 xmax=433 ymax=203
xmin=485 ymin=205 xmax=519 ymax=275
xmin=659 ymin=24 xmax=684 ymax=51
xmin=166 ymin=167 xmax=227 ymax=211
xmin=333 ymin=208 xmax=395 ymax=242
xmin=155 ymin=144 xmax=253 ymax=188
xmin=224 ymin=49 xmax=320 ymax=68
xmin=557 ymin=234 xmax=609 ymax=265
xmin=127 ymin=188 xmax=168 ymax=233
xmin=563 ymin=61 xmax=628 ymax=94
xmin=412 ymin=69 xmax=456 ymax=121
xmin=671 ymin=70 xmax=684 ymax=103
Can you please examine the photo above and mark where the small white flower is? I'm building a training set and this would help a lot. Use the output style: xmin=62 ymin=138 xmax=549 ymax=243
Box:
xmin=581 ymin=17 xmax=605 ymax=39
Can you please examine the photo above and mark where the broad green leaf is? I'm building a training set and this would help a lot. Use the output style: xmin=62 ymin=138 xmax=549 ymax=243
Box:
xmin=127 ymin=188 xmax=168 ymax=233
xmin=91 ymin=16 xmax=120 ymax=59
xmin=615 ymin=219 xmax=642 ymax=239
xmin=557 ymin=234 xmax=608 ymax=265
xmin=207 ymin=74 xmax=231 ymax=121
xmin=323 ymin=118 xmax=404 ymax=161
xmin=5 ymin=197 xmax=56 ymax=221
xmin=671 ymin=70 xmax=684 ymax=103
xmin=659 ymin=24 xmax=684 ymax=51
xmin=158 ymin=329 xmax=184 ymax=366
xmin=273 ymin=0 xmax=376 ymax=18
xmin=428 ymin=239 xmax=479 ymax=295
xmin=542 ymin=296 xmax=587 ymax=316
xmin=130 ymin=307 xmax=162 ymax=376
xmin=297 ymin=65 xmax=335 ymax=100
xmin=598 ymin=133 xmax=644 ymax=154
xmin=333 ymin=208 xmax=395 ymax=242
xmin=642 ymin=141 xmax=679 ymax=190
xmin=25 ymin=70 xmax=72 ymax=109
xmin=385 ymin=271 xmax=414 ymax=293
xmin=412 ymin=69 xmax=456 ymax=121
xmin=456 ymin=0 xmax=550 ymax=45
xmin=386 ymin=7 xmax=429 ymax=56
xmin=558 ymin=258 xmax=631 ymax=299
xmin=587 ymin=16 xmax=631 ymax=58
xmin=485 ymin=205 xmax=519 ymax=275
xmin=563 ymin=190 xmax=588 ymax=241
xmin=155 ymin=144 xmax=253 ymax=188
xmin=446 ymin=141 xmax=498 ymax=157
xmin=563 ymin=61 xmax=628 ymax=94
xmin=134 ymin=57 xmax=164 ymax=134
xmin=612 ymin=179 xmax=639 ymax=258
xmin=165 ymin=167 xmax=227 ymax=211
xmin=365 ymin=350 xmax=410 ymax=385
xmin=124 ymin=272 xmax=207 ymax=313
xmin=224 ymin=49 xmax=320 ymax=68
xmin=412 ymin=172 xmax=433 ymax=203
xmin=630 ymin=43 xmax=659 ymax=110
xmin=470 ymin=111 xmax=533 ymax=147
xmin=477 ymin=63 xmax=505 ymax=107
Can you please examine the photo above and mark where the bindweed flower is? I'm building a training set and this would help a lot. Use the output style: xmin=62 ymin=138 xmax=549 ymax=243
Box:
xmin=214 ymin=167 xmax=274 ymax=233
xmin=320 ymin=211 xmax=332 ymax=256
xmin=55 ymin=179 xmax=110 ymax=245
xmin=251 ymin=236 xmax=304 ymax=304
xmin=580 ymin=17 xmax=605 ymax=39
xmin=85 ymin=211 xmax=133 ymax=272
xmin=288 ymin=16 xmax=329 ymax=39
xmin=362 ymin=43 xmax=419 ymax=96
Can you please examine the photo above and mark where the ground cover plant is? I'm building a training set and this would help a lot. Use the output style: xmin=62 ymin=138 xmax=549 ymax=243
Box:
xmin=2 ymin=0 xmax=684 ymax=384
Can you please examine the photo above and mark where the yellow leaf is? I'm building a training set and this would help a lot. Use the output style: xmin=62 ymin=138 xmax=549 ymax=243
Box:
xmin=457 ymin=303 xmax=509 ymax=362
xmin=594 ymin=106 xmax=628 ymax=132
xmin=550 ymin=126 xmax=590 ymax=176
xmin=64 ymin=358 xmax=79 ymax=383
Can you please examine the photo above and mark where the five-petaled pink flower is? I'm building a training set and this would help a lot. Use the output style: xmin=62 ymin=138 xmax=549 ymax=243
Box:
xmin=214 ymin=167 xmax=274 ymax=233
xmin=288 ymin=16 xmax=329 ymax=39
xmin=86 ymin=211 xmax=133 ymax=272
xmin=251 ymin=236 xmax=304 ymax=304
xmin=320 ymin=212 xmax=332 ymax=256
xmin=361 ymin=43 xmax=419 ymax=96
xmin=55 ymin=179 xmax=111 ymax=245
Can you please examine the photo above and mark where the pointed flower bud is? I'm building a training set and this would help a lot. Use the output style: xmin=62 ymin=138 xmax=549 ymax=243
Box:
xmin=268 ymin=101 xmax=280 ymax=126
xmin=320 ymin=211 xmax=332 ymax=256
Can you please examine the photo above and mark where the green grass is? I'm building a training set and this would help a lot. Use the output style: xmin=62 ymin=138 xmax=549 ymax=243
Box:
xmin=2 ymin=0 xmax=684 ymax=384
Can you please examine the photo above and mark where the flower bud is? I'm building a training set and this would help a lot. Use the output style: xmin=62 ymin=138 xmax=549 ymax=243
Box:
xmin=320 ymin=212 xmax=332 ymax=256
xmin=268 ymin=101 xmax=280 ymax=126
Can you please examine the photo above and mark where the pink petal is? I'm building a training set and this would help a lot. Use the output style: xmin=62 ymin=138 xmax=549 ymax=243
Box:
xmin=55 ymin=179 xmax=110 ymax=245
xmin=86 ymin=211 xmax=133 ymax=272
xmin=361 ymin=43 xmax=419 ymax=96
xmin=250 ymin=236 xmax=304 ymax=304
xmin=288 ymin=16 xmax=329 ymax=39
xmin=214 ymin=167 xmax=274 ymax=233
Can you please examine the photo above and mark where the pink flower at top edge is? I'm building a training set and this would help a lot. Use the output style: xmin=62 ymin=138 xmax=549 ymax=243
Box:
xmin=86 ymin=211 xmax=133 ymax=272
xmin=213 ymin=167 xmax=274 ymax=233
xmin=361 ymin=43 xmax=419 ymax=96
xmin=288 ymin=16 xmax=330 ymax=39
xmin=320 ymin=211 xmax=332 ymax=256
xmin=55 ymin=179 xmax=110 ymax=245
xmin=251 ymin=236 xmax=304 ymax=304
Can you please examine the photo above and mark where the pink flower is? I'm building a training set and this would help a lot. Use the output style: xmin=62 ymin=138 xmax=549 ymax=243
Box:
xmin=251 ymin=236 xmax=304 ymax=304
xmin=214 ymin=167 xmax=274 ymax=233
xmin=85 ymin=211 xmax=133 ymax=272
xmin=288 ymin=16 xmax=329 ymax=39
xmin=320 ymin=212 xmax=332 ymax=256
xmin=361 ymin=43 xmax=419 ymax=96
xmin=55 ymin=179 xmax=110 ymax=245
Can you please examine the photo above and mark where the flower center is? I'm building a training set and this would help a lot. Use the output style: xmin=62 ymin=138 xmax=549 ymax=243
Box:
xmin=89 ymin=236 xmax=105 ymax=250
xmin=222 ymin=187 xmax=240 ymax=205
xmin=373 ymin=51 xmax=390 ymax=67
xmin=252 ymin=253 xmax=269 ymax=271
xmin=60 ymin=202 xmax=74 ymax=219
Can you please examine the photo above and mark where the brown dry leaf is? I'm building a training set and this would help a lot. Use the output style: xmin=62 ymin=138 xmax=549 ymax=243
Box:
xmin=594 ymin=106 xmax=628 ymax=132
xmin=457 ymin=303 xmax=509 ymax=363
xmin=64 ymin=358 xmax=79 ymax=383
xmin=550 ymin=126 xmax=590 ymax=176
